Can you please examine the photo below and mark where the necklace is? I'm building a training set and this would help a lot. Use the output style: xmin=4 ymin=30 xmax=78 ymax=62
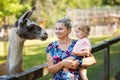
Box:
xmin=58 ymin=38 xmax=71 ymax=44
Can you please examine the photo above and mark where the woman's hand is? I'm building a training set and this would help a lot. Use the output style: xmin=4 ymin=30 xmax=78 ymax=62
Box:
xmin=62 ymin=58 xmax=74 ymax=69
xmin=71 ymin=60 xmax=79 ymax=69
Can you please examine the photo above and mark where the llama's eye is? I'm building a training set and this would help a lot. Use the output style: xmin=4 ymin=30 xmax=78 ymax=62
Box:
xmin=27 ymin=26 xmax=34 ymax=31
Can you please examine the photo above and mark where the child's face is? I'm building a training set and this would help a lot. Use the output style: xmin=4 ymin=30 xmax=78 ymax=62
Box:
xmin=74 ymin=27 xmax=86 ymax=39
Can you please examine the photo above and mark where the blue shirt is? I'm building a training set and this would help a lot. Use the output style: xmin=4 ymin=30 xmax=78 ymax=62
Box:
xmin=46 ymin=39 xmax=81 ymax=80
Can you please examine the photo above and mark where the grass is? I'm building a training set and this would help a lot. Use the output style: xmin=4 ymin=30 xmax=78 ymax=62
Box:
xmin=0 ymin=36 xmax=120 ymax=80
xmin=23 ymin=44 xmax=48 ymax=69
xmin=88 ymin=37 xmax=120 ymax=80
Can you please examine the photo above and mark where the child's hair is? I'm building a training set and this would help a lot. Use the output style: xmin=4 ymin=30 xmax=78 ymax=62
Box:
xmin=57 ymin=16 xmax=72 ymax=29
xmin=75 ymin=22 xmax=90 ymax=36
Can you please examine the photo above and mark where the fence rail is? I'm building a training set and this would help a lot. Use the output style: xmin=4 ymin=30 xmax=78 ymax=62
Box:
xmin=0 ymin=37 xmax=120 ymax=80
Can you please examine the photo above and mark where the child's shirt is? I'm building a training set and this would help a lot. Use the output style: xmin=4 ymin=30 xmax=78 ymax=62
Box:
xmin=73 ymin=38 xmax=91 ymax=53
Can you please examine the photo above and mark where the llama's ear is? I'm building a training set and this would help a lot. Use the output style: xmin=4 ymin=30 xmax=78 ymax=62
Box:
xmin=19 ymin=7 xmax=36 ymax=24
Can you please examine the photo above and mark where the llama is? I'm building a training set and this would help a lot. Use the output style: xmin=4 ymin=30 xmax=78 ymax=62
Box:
xmin=0 ymin=7 xmax=48 ymax=76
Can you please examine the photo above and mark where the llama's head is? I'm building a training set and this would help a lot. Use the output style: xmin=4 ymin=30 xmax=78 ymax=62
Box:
xmin=15 ymin=7 xmax=48 ymax=41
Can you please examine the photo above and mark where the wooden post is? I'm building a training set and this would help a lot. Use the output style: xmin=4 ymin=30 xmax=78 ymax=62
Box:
xmin=104 ymin=47 xmax=110 ymax=80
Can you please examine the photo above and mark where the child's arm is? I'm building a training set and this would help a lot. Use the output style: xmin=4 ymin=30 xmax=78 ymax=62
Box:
xmin=73 ymin=39 xmax=92 ymax=56
xmin=73 ymin=48 xmax=91 ymax=56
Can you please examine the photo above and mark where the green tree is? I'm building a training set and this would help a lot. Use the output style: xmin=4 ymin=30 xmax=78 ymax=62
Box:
xmin=0 ymin=0 xmax=31 ymax=25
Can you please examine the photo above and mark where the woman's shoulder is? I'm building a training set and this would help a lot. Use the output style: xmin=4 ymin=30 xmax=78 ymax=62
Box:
xmin=46 ymin=41 xmax=58 ymax=53
xmin=47 ymin=41 xmax=58 ymax=47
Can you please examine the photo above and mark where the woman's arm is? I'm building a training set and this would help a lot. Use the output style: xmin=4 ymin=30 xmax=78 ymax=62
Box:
xmin=47 ymin=54 xmax=63 ymax=74
xmin=72 ymin=54 xmax=96 ymax=69
xmin=47 ymin=53 xmax=73 ymax=74
xmin=82 ymin=54 xmax=96 ymax=66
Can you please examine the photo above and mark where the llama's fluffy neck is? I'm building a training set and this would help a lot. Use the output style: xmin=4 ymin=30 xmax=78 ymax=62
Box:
xmin=6 ymin=27 xmax=25 ymax=73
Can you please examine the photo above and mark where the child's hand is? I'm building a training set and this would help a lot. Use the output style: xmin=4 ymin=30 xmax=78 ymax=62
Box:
xmin=72 ymin=51 xmax=78 ymax=56
xmin=71 ymin=60 xmax=78 ymax=69
xmin=86 ymin=52 xmax=91 ymax=57
xmin=62 ymin=59 xmax=74 ymax=69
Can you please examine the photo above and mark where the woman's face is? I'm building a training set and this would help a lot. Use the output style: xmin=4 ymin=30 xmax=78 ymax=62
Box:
xmin=55 ymin=22 xmax=70 ymax=39
xmin=74 ymin=27 xmax=86 ymax=39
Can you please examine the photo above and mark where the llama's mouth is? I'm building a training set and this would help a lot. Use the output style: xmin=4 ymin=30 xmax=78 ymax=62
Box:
xmin=40 ymin=36 xmax=48 ymax=41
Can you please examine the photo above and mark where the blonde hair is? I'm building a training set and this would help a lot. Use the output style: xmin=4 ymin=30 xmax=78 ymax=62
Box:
xmin=75 ymin=22 xmax=90 ymax=36
xmin=57 ymin=16 xmax=72 ymax=29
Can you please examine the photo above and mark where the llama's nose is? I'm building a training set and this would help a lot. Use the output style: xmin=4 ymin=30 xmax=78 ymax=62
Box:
xmin=41 ymin=32 xmax=48 ymax=40
xmin=43 ymin=32 xmax=48 ymax=37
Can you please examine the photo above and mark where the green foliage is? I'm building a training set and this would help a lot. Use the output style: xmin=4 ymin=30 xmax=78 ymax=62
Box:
xmin=34 ymin=0 xmax=114 ymax=28
xmin=0 ymin=0 xmax=19 ymax=17
xmin=107 ymin=0 xmax=120 ymax=5
xmin=0 ymin=0 xmax=31 ymax=25
xmin=15 ymin=4 xmax=31 ymax=18
xmin=0 ymin=0 xmax=120 ymax=27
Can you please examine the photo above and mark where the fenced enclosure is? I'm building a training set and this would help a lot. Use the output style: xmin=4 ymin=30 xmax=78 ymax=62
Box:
xmin=0 ymin=36 xmax=120 ymax=80
xmin=67 ymin=7 xmax=120 ymax=25
xmin=67 ymin=7 xmax=120 ymax=36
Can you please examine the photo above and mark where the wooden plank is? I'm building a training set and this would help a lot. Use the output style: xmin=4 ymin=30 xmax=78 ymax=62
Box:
xmin=0 ymin=63 xmax=48 ymax=80
xmin=15 ymin=63 xmax=48 ymax=80
xmin=92 ymin=37 xmax=120 ymax=53
xmin=0 ymin=75 xmax=16 ymax=80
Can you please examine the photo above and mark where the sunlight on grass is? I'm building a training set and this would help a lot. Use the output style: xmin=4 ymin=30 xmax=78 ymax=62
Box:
xmin=24 ymin=37 xmax=57 ymax=46
xmin=23 ymin=44 xmax=48 ymax=69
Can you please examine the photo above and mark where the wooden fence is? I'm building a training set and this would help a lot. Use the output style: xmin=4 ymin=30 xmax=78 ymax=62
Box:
xmin=0 ymin=37 xmax=120 ymax=80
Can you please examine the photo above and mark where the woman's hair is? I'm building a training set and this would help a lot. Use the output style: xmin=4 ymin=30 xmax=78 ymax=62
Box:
xmin=75 ymin=22 xmax=90 ymax=36
xmin=57 ymin=16 xmax=72 ymax=29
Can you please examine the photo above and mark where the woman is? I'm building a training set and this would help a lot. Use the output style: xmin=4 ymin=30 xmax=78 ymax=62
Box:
xmin=46 ymin=17 xmax=96 ymax=80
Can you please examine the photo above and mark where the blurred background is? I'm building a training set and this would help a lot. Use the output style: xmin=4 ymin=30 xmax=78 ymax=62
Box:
xmin=0 ymin=0 xmax=120 ymax=80
xmin=0 ymin=0 xmax=120 ymax=41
